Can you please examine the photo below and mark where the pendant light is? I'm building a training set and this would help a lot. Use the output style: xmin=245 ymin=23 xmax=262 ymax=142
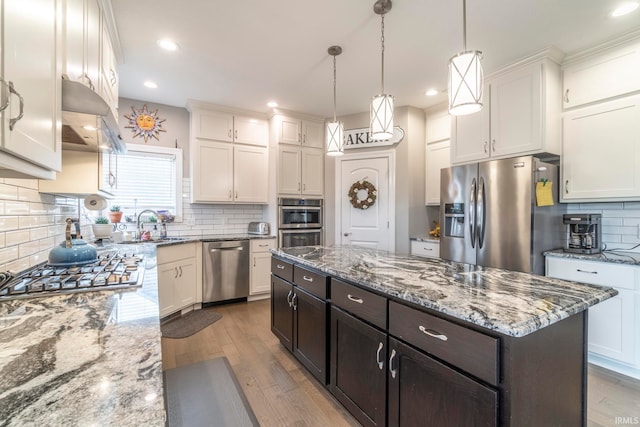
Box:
xmin=370 ymin=0 xmax=394 ymax=140
xmin=448 ymin=0 xmax=484 ymax=116
xmin=326 ymin=46 xmax=344 ymax=156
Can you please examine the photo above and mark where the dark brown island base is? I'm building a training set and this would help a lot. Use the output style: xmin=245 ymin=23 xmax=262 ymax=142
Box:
xmin=270 ymin=246 xmax=618 ymax=427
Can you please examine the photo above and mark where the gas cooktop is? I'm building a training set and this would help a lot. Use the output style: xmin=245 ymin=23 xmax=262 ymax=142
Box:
xmin=0 ymin=250 xmax=144 ymax=301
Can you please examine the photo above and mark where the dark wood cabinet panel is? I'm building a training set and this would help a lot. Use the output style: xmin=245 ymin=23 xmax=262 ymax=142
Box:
xmin=271 ymin=275 xmax=293 ymax=351
xmin=388 ymin=337 xmax=498 ymax=427
xmin=293 ymin=286 xmax=328 ymax=384
xmin=271 ymin=257 xmax=293 ymax=282
xmin=331 ymin=278 xmax=387 ymax=330
xmin=330 ymin=306 xmax=387 ymax=427
xmin=389 ymin=301 xmax=499 ymax=386
xmin=293 ymin=264 xmax=328 ymax=299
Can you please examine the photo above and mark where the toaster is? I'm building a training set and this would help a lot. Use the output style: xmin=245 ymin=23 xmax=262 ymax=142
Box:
xmin=248 ymin=222 xmax=270 ymax=235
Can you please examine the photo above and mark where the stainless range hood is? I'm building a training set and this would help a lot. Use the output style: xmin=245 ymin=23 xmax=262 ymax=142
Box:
xmin=61 ymin=79 xmax=126 ymax=154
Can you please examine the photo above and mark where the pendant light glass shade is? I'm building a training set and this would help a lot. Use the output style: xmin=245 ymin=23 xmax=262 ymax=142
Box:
xmin=448 ymin=50 xmax=483 ymax=115
xmin=370 ymin=94 xmax=394 ymax=139
xmin=370 ymin=0 xmax=394 ymax=140
xmin=326 ymin=120 xmax=344 ymax=156
xmin=326 ymin=45 xmax=344 ymax=156
xmin=448 ymin=0 xmax=484 ymax=116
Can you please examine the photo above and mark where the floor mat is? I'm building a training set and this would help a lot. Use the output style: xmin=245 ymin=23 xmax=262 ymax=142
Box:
xmin=164 ymin=356 xmax=259 ymax=427
xmin=161 ymin=309 xmax=222 ymax=339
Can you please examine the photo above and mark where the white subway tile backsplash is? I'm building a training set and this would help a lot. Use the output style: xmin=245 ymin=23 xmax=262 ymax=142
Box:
xmin=5 ymin=201 xmax=30 ymax=215
xmin=19 ymin=241 xmax=41 ymax=258
xmin=0 ymin=184 xmax=18 ymax=200
xmin=5 ymin=178 xmax=38 ymax=190
xmin=0 ymin=246 xmax=19 ymax=265
xmin=18 ymin=187 xmax=43 ymax=202
xmin=568 ymin=201 xmax=640 ymax=253
xmin=6 ymin=230 xmax=30 ymax=246
xmin=0 ymin=217 xmax=20 ymax=232
xmin=5 ymin=258 xmax=29 ymax=273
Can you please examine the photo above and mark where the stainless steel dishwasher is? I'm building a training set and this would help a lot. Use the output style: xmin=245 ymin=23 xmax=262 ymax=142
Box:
xmin=202 ymin=240 xmax=249 ymax=304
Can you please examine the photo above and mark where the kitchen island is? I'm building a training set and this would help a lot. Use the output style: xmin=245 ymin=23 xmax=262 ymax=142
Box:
xmin=0 ymin=246 xmax=165 ymax=426
xmin=270 ymin=245 xmax=618 ymax=427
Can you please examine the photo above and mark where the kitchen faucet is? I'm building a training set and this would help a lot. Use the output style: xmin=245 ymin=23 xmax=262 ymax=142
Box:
xmin=136 ymin=209 xmax=166 ymax=239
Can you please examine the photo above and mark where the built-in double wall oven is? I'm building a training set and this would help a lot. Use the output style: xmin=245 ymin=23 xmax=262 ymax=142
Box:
xmin=278 ymin=198 xmax=323 ymax=248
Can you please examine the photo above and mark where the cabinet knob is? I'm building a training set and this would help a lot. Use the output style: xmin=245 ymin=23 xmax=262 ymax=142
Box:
xmin=565 ymin=180 xmax=569 ymax=194
xmin=228 ymin=129 xmax=232 ymax=138
xmin=483 ymin=141 xmax=488 ymax=153
xmin=235 ymin=129 xmax=238 ymax=140
xmin=564 ymin=89 xmax=570 ymax=104
xmin=492 ymin=139 xmax=496 ymax=152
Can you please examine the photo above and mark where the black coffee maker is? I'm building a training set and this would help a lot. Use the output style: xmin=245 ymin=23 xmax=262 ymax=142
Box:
xmin=563 ymin=214 xmax=602 ymax=254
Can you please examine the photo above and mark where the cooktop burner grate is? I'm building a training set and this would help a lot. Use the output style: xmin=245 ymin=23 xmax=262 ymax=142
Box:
xmin=0 ymin=251 xmax=144 ymax=301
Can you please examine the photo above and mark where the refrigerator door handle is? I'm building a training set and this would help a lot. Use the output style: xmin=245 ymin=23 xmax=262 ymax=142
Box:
xmin=469 ymin=178 xmax=477 ymax=248
xmin=477 ymin=177 xmax=486 ymax=249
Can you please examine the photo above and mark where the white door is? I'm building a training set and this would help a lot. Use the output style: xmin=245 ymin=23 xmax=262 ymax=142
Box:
xmin=338 ymin=154 xmax=393 ymax=251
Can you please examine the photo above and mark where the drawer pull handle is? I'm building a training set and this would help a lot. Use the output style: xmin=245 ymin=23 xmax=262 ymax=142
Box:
xmin=259 ymin=244 xmax=269 ymax=247
xmin=347 ymin=294 xmax=364 ymax=304
xmin=376 ymin=342 xmax=384 ymax=370
xmin=302 ymin=275 xmax=313 ymax=282
xmin=419 ymin=325 xmax=448 ymax=341
xmin=276 ymin=264 xmax=285 ymax=270
xmin=286 ymin=290 xmax=293 ymax=307
xmin=389 ymin=349 xmax=397 ymax=379
xmin=576 ymin=269 xmax=598 ymax=274
xmin=423 ymin=247 xmax=432 ymax=251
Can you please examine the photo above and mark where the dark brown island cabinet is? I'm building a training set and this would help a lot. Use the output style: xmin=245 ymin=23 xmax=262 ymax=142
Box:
xmin=271 ymin=256 xmax=587 ymax=427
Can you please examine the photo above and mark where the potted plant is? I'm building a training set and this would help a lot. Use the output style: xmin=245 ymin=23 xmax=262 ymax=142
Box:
xmin=108 ymin=205 xmax=123 ymax=223
xmin=92 ymin=216 xmax=112 ymax=240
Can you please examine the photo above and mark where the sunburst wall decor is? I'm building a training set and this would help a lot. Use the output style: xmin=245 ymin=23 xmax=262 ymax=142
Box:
xmin=124 ymin=104 xmax=167 ymax=142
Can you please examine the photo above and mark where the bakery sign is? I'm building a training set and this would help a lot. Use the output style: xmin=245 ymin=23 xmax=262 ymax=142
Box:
xmin=344 ymin=126 xmax=405 ymax=150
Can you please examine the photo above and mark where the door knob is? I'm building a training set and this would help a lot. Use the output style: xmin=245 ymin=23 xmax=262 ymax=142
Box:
xmin=343 ymin=232 xmax=352 ymax=237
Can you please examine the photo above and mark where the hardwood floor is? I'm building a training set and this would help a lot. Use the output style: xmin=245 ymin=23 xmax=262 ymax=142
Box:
xmin=162 ymin=299 xmax=640 ymax=427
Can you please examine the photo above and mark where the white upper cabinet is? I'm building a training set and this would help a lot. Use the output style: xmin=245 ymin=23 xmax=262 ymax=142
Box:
xmin=425 ymin=105 xmax=451 ymax=205
xmin=561 ymin=94 xmax=640 ymax=202
xmin=63 ymin=0 xmax=101 ymax=94
xmin=452 ymin=53 xmax=562 ymax=165
xmin=563 ymin=39 xmax=640 ymax=109
xmin=0 ymin=0 xmax=62 ymax=179
xmin=191 ymin=107 xmax=267 ymax=147
xmin=188 ymin=102 xmax=269 ymax=203
xmin=275 ymin=114 xmax=324 ymax=148
xmin=272 ymin=112 xmax=325 ymax=197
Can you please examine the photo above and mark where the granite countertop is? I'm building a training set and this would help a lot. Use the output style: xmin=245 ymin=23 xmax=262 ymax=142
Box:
xmin=410 ymin=235 xmax=440 ymax=242
xmin=544 ymin=248 xmax=640 ymax=266
xmin=272 ymin=245 xmax=617 ymax=338
xmin=0 ymin=245 xmax=165 ymax=426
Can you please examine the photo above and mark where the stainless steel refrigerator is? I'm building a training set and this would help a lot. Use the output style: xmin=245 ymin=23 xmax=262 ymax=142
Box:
xmin=439 ymin=156 xmax=566 ymax=275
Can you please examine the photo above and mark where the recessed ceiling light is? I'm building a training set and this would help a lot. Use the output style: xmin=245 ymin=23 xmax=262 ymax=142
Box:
xmin=267 ymin=101 xmax=278 ymax=108
xmin=425 ymin=88 xmax=439 ymax=97
xmin=157 ymin=39 xmax=178 ymax=51
xmin=144 ymin=81 xmax=158 ymax=89
xmin=611 ymin=1 xmax=639 ymax=16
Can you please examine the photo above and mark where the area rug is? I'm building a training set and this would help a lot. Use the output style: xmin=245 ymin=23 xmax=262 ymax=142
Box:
xmin=164 ymin=357 xmax=259 ymax=427
xmin=161 ymin=309 xmax=222 ymax=339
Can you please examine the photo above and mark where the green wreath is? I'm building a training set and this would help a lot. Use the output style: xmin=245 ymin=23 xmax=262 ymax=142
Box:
xmin=348 ymin=180 xmax=377 ymax=209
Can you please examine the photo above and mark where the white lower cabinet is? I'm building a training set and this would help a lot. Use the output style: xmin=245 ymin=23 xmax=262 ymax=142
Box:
xmin=158 ymin=243 xmax=199 ymax=317
xmin=546 ymin=256 xmax=640 ymax=378
xmin=250 ymin=238 xmax=276 ymax=296
xmin=410 ymin=240 xmax=440 ymax=259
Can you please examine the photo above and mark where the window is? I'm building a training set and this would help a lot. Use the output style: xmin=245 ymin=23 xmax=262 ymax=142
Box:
xmin=105 ymin=145 xmax=183 ymax=223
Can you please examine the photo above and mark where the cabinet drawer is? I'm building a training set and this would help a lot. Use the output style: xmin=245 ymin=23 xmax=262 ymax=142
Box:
xmin=158 ymin=242 xmax=197 ymax=264
xmin=410 ymin=240 xmax=440 ymax=259
xmin=546 ymin=257 xmax=637 ymax=290
xmin=389 ymin=301 xmax=499 ymax=386
xmin=331 ymin=278 xmax=387 ymax=330
xmin=294 ymin=265 xmax=328 ymax=299
xmin=271 ymin=257 xmax=293 ymax=282
xmin=251 ymin=238 xmax=276 ymax=253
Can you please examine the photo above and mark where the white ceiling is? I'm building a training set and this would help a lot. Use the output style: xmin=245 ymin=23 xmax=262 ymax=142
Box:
xmin=112 ymin=0 xmax=640 ymax=118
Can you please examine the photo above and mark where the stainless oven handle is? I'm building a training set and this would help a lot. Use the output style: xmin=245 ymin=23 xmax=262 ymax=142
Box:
xmin=279 ymin=228 xmax=323 ymax=234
